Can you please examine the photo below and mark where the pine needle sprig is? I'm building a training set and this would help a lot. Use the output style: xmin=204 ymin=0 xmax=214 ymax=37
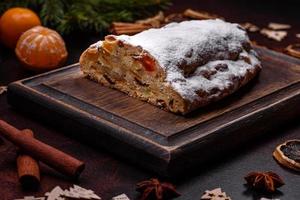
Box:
xmin=40 ymin=0 xmax=65 ymax=27
xmin=0 ymin=0 xmax=171 ymax=35
xmin=0 ymin=0 xmax=41 ymax=13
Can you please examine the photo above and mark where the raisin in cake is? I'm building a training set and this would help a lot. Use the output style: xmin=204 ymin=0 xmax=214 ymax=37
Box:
xmin=80 ymin=19 xmax=261 ymax=114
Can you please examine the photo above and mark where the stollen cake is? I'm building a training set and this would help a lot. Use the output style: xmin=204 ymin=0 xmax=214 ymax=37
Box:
xmin=80 ymin=19 xmax=261 ymax=114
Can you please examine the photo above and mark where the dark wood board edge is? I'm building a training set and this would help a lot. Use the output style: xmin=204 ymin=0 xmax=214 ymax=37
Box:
xmin=8 ymin=80 xmax=300 ymax=177
xmin=6 ymin=48 xmax=300 ymax=176
xmin=8 ymin=78 xmax=300 ymax=176
xmin=167 ymin=84 xmax=300 ymax=175
xmin=38 ymin=83 xmax=169 ymax=145
xmin=169 ymin=80 xmax=300 ymax=145
xmin=7 ymin=82 xmax=173 ymax=175
xmin=23 ymin=63 xmax=80 ymax=87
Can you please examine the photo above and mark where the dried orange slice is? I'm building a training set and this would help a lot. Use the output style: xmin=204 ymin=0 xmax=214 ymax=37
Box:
xmin=273 ymin=140 xmax=300 ymax=172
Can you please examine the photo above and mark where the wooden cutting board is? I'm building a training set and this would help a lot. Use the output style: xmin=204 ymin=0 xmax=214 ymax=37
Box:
xmin=7 ymin=47 xmax=300 ymax=176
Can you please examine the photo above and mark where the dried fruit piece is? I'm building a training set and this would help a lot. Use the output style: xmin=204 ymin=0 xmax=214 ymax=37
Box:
xmin=102 ymin=36 xmax=117 ymax=54
xmin=201 ymin=188 xmax=231 ymax=200
xmin=244 ymin=171 xmax=284 ymax=192
xmin=273 ymin=140 xmax=300 ymax=171
xmin=139 ymin=54 xmax=156 ymax=72
xmin=136 ymin=178 xmax=180 ymax=200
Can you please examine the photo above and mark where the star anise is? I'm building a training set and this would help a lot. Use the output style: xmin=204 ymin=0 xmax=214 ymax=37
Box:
xmin=136 ymin=178 xmax=180 ymax=200
xmin=244 ymin=171 xmax=284 ymax=192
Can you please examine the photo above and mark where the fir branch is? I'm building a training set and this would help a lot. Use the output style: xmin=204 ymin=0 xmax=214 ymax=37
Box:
xmin=40 ymin=0 xmax=65 ymax=26
xmin=0 ymin=0 xmax=41 ymax=13
xmin=0 ymin=0 xmax=172 ymax=34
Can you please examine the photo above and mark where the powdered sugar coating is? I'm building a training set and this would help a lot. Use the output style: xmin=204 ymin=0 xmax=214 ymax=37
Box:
xmin=170 ymin=50 xmax=260 ymax=100
xmin=90 ymin=41 xmax=102 ymax=49
xmin=116 ymin=20 xmax=261 ymax=101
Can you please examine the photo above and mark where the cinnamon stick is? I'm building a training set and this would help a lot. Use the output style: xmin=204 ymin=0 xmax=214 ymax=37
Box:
xmin=183 ymin=9 xmax=220 ymax=20
xmin=0 ymin=120 xmax=85 ymax=179
xmin=17 ymin=129 xmax=40 ymax=189
xmin=111 ymin=22 xmax=152 ymax=35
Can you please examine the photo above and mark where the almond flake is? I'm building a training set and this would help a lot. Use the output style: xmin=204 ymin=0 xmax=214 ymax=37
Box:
xmin=268 ymin=22 xmax=291 ymax=30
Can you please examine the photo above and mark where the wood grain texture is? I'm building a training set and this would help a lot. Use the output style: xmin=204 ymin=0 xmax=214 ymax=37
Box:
xmin=7 ymin=47 xmax=300 ymax=176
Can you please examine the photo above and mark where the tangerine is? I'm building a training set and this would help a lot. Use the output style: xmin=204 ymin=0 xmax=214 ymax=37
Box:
xmin=15 ymin=26 xmax=68 ymax=71
xmin=0 ymin=7 xmax=41 ymax=49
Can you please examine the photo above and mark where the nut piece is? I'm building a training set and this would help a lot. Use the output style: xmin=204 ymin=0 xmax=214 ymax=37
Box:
xmin=273 ymin=139 xmax=300 ymax=171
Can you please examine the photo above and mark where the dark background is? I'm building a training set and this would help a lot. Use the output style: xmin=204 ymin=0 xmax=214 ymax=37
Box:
xmin=0 ymin=0 xmax=300 ymax=199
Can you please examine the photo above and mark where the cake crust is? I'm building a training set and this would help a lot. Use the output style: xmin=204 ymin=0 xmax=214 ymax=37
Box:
xmin=80 ymin=20 xmax=262 ymax=114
